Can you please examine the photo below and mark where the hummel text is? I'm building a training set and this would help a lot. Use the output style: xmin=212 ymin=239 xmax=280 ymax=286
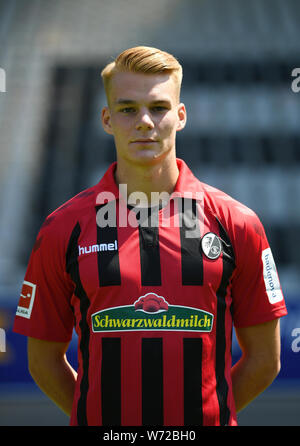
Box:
xmin=79 ymin=240 xmax=118 ymax=256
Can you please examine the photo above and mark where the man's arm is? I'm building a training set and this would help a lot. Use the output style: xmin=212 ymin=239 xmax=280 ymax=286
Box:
xmin=231 ymin=318 xmax=281 ymax=413
xmin=27 ymin=337 xmax=77 ymax=416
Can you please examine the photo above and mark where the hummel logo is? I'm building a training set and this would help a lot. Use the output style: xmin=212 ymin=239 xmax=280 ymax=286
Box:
xmin=78 ymin=240 xmax=118 ymax=256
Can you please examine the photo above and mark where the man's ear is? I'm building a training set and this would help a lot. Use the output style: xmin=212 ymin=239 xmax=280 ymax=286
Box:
xmin=176 ymin=103 xmax=187 ymax=132
xmin=101 ymin=106 xmax=114 ymax=135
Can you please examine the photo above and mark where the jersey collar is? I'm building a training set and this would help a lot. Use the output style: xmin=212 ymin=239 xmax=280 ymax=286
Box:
xmin=95 ymin=158 xmax=204 ymax=206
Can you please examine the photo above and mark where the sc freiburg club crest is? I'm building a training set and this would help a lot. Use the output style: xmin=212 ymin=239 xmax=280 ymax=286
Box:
xmin=201 ymin=232 xmax=222 ymax=260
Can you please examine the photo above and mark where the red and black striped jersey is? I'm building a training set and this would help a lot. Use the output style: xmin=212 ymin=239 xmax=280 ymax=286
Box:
xmin=13 ymin=158 xmax=287 ymax=426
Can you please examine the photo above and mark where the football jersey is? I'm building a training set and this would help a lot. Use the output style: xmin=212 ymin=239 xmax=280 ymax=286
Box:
xmin=13 ymin=158 xmax=287 ymax=426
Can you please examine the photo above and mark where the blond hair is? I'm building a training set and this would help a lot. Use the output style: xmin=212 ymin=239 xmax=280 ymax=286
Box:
xmin=101 ymin=46 xmax=183 ymax=103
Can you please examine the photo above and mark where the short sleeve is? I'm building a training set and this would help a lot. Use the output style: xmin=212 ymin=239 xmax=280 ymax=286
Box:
xmin=13 ymin=215 xmax=75 ymax=342
xmin=231 ymin=212 xmax=287 ymax=328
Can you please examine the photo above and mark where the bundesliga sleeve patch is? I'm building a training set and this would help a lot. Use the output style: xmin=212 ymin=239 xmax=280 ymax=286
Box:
xmin=262 ymin=248 xmax=284 ymax=304
xmin=16 ymin=281 xmax=36 ymax=319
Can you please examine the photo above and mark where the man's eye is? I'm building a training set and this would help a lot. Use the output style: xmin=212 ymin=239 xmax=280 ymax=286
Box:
xmin=151 ymin=106 xmax=167 ymax=112
xmin=120 ymin=107 xmax=135 ymax=113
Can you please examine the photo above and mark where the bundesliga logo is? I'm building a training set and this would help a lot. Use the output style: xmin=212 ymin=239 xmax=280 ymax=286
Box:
xmin=16 ymin=281 xmax=36 ymax=319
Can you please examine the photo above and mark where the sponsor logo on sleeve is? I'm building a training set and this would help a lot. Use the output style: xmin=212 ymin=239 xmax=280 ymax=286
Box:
xmin=262 ymin=248 xmax=284 ymax=304
xmin=16 ymin=281 xmax=36 ymax=319
xmin=91 ymin=293 xmax=214 ymax=333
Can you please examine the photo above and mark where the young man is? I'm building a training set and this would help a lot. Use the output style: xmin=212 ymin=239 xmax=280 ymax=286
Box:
xmin=13 ymin=46 xmax=287 ymax=426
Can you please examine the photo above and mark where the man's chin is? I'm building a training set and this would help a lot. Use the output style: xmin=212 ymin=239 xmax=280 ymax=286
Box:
xmin=123 ymin=151 xmax=166 ymax=166
xmin=124 ymin=146 xmax=175 ymax=166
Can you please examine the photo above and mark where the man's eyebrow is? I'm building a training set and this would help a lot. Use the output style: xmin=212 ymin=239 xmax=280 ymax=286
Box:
xmin=151 ymin=99 xmax=172 ymax=105
xmin=115 ymin=99 xmax=136 ymax=105
xmin=114 ymin=99 xmax=171 ymax=105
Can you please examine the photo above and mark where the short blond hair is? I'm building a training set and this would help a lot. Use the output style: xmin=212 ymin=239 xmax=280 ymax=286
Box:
xmin=101 ymin=46 xmax=183 ymax=103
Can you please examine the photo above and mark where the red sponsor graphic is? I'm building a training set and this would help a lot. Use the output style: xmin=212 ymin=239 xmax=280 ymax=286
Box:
xmin=134 ymin=293 xmax=169 ymax=313
xmin=16 ymin=281 xmax=36 ymax=318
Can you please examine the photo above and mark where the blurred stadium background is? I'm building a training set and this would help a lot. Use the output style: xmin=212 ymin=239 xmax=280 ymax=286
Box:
xmin=0 ymin=0 xmax=299 ymax=426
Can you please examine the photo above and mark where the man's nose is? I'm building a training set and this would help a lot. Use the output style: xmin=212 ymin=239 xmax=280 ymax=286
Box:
xmin=135 ymin=108 xmax=155 ymax=130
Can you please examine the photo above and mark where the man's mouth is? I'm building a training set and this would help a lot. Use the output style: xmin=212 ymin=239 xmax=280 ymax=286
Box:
xmin=131 ymin=139 xmax=157 ymax=144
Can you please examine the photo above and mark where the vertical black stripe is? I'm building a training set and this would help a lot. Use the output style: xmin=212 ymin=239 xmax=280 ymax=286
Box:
xmin=215 ymin=218 xmax=236 ymax=426
xmin=142 ymin=338 xmax=163 ymax=425
xmin=138 ymin=206 xmax=161 ymax=286
xmin=101 ymin=338 xmax=121 ymax=426
xmin=179 ymin=198 xmax=203 ymax=285
xmin=96 ymin=203 xmax=121 ymax=286
xmin=66 ymin=222 xmax=90 ymax=426
xmin=183 ymin=338 xmax=203 ymax=426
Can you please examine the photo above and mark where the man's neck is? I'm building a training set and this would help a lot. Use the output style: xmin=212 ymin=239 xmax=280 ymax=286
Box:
xmin=115 ymin=152 xmax=179 ymax=207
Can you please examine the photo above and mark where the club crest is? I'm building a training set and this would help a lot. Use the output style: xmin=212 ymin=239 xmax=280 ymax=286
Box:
xmin=201 ymin=232 xmax=222 ymax=260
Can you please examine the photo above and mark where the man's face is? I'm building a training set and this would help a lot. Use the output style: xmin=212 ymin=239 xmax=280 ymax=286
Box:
xmin=101 ymin=71 xmax=186 ymax=166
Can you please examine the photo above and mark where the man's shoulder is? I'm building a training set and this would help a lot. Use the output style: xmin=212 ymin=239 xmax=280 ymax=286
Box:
xmin=55 ymin=185 xmax=97 ymax=215
xmin=177 ymin=160 xmax=261 ymax=229
xmin=200 ymin=180 xmax=261 ymax=227
xmin=40 ymin=184 xmax=98 ymax=235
